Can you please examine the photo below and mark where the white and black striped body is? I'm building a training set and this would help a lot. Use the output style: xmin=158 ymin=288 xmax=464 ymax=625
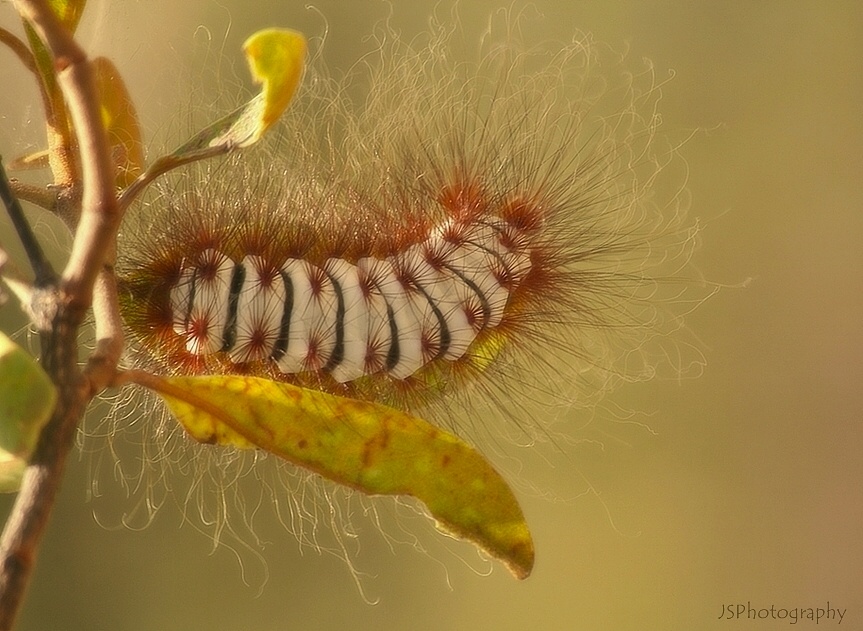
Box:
xmin=168 ymin=216 xmax=533 ymax=382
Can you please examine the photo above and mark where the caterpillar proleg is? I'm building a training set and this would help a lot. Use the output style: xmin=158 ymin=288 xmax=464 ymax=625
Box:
xmin=107 ymin=9 xmax=703 ymax=582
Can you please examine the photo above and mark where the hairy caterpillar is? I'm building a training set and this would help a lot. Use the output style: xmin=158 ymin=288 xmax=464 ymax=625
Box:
xmin=124 ymin=167 xmax=546 ymax=396
xmin=106 ymin=11 xmax=701 ymax=581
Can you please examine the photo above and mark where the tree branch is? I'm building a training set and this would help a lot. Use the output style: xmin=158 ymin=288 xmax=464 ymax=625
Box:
xmin=84 ymin=262 xmax=124 ymax=394
xmin=0 ymin=1 xmax=122 ymax=628
xmin=0 ymin=26 xmax=38 ymax=75
xmin=14 ymin=0 xmax=120 ymax=307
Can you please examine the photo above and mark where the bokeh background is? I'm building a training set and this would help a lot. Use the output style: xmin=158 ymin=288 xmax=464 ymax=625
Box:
xmin=1 ymin=1 xmax=861 ymax=630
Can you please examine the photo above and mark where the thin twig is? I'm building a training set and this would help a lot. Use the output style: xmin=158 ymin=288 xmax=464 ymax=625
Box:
xmin=84 ymin=262 xmax=124 ymax=395
xmin=0 ymin=1 xmax=121 ymax=628
xmin=0 ymin=158 xmax=55 ymax=286
xmin=0 ymin=26 xmax=38 ymax=75
xmin=7 ymin=180 xmax=57 ymax=214
xmin=117 ymin=145 xmax=228 ymax=211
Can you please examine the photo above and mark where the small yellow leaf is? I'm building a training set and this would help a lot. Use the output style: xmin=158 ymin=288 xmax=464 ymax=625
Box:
xmin=133 ymin=372 xmax=534 ymax=579
xmin=92 ymin=56 xmax=145 ymax=187
xmin=0 ymin=332 xmax=57 ymax=492
xmin=241 ymin=28 xmax=307 ymax=141
xmin=171 ymin=28 xmax=306 ymax=158
xmin=46 ymin=0 xmax=87 ymax=33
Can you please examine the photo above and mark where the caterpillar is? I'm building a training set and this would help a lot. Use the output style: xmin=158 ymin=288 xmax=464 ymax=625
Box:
xmin=108 ymin=10 xmax=701 ymax=579
xmin=167 ymin=206 xmax=533 ymax=380
xmin=126 ymin=174 xmax=543 ymax=391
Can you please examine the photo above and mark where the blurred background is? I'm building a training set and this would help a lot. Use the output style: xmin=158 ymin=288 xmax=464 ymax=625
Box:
xmin=1 ymin=1 xmax=861 ymax=630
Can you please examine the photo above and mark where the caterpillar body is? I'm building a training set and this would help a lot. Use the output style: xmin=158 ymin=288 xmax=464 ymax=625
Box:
xmin=167 ymin=207 xmax=534 ymax=382
xmin=122 ymin=164 xmax=559 ymax=414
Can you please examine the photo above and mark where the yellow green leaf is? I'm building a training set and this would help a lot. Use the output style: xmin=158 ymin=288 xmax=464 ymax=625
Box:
xmin=0 ymin=332 xmax=57 ymax=492
xmin=118 ymin=28 xmax=306 ymax=209
xmin=171 ymin=28 xmax=306 ymax=157
xmin=44 ymin=0 xmax=87 ymax=33
xmin=132 ymin=372 xmax=534 ymax=579
xmin=23 ymin=21 xmax=64 ymax=118
xmin=92 ymin=56 xmax=145 ymax=187
xmin=241 ymin=28 xmax=307 ymax=140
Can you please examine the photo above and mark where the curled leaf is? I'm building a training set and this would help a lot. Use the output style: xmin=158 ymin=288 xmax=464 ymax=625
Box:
xmin=172 ymin=28 xmax=307 ymax=157
xmin=0 ymin=332 xmax=57 ymax=492
xmin=131 ymin=372 xmax=534 ymax=579
xmin=240 ymin=28 xmax=307 ymax=142
xmin=118 ymin=28 xmax=307 ymax=210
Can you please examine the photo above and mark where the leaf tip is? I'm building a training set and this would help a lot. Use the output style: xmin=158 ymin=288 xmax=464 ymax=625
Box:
xmin=241 ymin=27 xmax=308 ymax=141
